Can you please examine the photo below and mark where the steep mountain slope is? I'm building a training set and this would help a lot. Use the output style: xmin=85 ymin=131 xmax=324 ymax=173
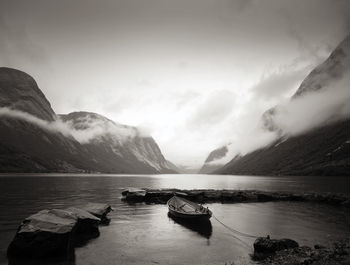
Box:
xmin=0 ymin=118 xmax=98 ymax=173
xmin=0 ymin=67 xmax=177 ymax=173
xmin=0 ymin=67 xmax=95 ymax=172
xmin=199 ymin=146 xmax=228 ymax=173
xmin=262 ymin=34 xmax=350 ymax=133
xmin=216 ymin=120 xmax=350 ymax=176
xmin=59 ymin=112 xmax=177 ymax=173
xmin=214 ymin=35 xmax=350 ymax=176
xmin=293 ymin=35 xmax=350 ymax=98
xmin=0 ymin=67 xmax=55 ymax=121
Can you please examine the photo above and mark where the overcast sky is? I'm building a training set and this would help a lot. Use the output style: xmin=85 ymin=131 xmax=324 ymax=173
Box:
xmin=1 ymin=0 xmax=350 ymax=167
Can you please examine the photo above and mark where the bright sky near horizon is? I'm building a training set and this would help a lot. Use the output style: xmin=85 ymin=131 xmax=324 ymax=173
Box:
xmin=1 ymin=0 xmax=350 ymax=167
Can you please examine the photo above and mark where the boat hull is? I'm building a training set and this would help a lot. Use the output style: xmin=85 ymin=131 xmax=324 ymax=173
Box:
xmin=168 ymin=208 xmax=212 ymax=220
xmin=167 ymin=213 xmax=213 ymax=238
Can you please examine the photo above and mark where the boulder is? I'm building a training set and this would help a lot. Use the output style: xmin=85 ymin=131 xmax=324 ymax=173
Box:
xmin=144 ymin=190 xmax=173 ymax=204
xmin=254 ymin=236 xmax=299 ymax=259
xmin=7 ymin=209 xmax=77 ymax=258
xmin=122 ymin=188 xmax=147 ymax=202
xmin=203 ymin=190 xmax=222 ymax=202
xmin=66 ymin=207 xmax=100 ymax=241
xmin=8 ymin=207 xmax=105 ymax=258
xmin=122 ymin=188 xmax=146 ymax=194
xmin=82 ymin=203 xmax=112 ymax=224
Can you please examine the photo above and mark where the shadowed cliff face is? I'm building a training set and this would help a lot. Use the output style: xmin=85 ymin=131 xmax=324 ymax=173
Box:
xmin=293 ymin=35 xmax=350 ymax=98
xmin=205 ymin=35 xmax=350 ymax=176
xmin=262 ymin=34 xmax=350 ymax=134
xmin=0 ymin=68 xmax=177 ymax=173
xmin=0 ymin=67 xmax=55 ymax=121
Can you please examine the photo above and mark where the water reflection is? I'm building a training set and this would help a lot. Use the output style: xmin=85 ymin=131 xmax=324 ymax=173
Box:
xmin=8 ymin=255 xmax=75 ymax=265
xmin=1 ymin=175 xmax=350 ymax=265
xmin=167 ymin=213 xmax=213 ymax=240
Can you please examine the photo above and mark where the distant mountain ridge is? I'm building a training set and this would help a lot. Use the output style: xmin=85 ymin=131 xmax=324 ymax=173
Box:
xmin=59 ymin=111 xmax=177 ymax=173
xmin=198 ymin=146 xmax=228 ymax=173
xmin=0 ymin=67 xmax=177 ymax=173
xmin=203 ymin=34 xmax=350 ymax=176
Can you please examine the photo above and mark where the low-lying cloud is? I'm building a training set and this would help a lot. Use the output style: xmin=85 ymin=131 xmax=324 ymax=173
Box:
xmin=0 ymin=108 xmax=140 ymax=144
xmin=271 ymin=76 xmax=350 ymax=136
xmin=252 ymin=67 xmax=309 ymax=103
xmin=207 ymin=63 xmax=350 ymax=166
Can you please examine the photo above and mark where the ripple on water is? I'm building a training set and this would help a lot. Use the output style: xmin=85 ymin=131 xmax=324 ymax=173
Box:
xmin=0 ymin=174 xmax=350 ymax=265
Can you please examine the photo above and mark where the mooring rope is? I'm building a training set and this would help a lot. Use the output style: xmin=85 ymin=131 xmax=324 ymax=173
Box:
xmin=212 ymin=214 xmax=259 ymax=239
xmin=226 ymin=233 xmax=252 ymax=249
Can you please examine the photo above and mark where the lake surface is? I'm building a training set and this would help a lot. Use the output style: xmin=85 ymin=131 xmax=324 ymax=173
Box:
xmin=0 ymin=174 xmax=350 ymax=265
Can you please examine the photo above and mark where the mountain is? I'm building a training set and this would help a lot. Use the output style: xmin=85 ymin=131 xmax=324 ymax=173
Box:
xmin=199 ymin=146 xmax=228 ymax=173
xmin=0 ymin=67 xmax=177 ymax=173
xmin=59 ymin=112 xmax=177 ymax=173
xmin=292 ymin=35 xmax=350 ymax=99
xmin=0 ymin=67 xmax=92 ymax=172
xmin=211 ymin=35 xmax=350 ymax=176
xmin=262 ymin=34 xmax=350 ymax=133
xmin=216 ymin=119 xmax=350 ymax=176
xmin=0 ymin=67 xmax=55 ymax=121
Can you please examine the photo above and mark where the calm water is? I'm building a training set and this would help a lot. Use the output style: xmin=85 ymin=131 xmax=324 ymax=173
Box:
xmin=0 ymin=174 xmax=350 ymax=265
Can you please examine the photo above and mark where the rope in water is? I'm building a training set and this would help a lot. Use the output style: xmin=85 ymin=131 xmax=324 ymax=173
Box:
xmin=212 ymin=214 xmax=259 ymax=239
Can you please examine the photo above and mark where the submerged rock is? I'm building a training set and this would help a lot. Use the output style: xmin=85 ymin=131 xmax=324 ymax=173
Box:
xmin=254 ymin=237 xmax=299 ymax=259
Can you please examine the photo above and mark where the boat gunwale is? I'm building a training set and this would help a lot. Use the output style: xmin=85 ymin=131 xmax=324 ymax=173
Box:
xmin=167 ymin=196 xmax=212 ymax=217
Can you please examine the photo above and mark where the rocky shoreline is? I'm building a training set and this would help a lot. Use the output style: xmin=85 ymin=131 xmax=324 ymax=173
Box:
xmin=122 ymin=188 xmax=350 ymax=206
xmin=253 ymin=237 xmax=350 ymax=265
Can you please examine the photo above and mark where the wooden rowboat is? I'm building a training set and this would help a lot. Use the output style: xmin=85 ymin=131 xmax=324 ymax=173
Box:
xmin=167 ymin=196 xmax=212 ymax=220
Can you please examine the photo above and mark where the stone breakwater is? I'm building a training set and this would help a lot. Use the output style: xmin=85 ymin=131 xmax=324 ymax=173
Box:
xmin=7 ymin=203 xmax=112 ymax=260
xmin=122 ymin=188 xmax=350 ymax=206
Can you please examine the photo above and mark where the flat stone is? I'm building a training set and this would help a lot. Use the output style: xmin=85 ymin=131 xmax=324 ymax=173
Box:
xmin=20 ymin=209 xmax=77 ymax=234
xmin=82 ymin=203 xmax=112 ymax=224
xmin=122 ymin=188 xmax=146 ymax=196
xmin=122 ymin=188 xmax=147 ymax=202
xmin=66 ymin=207 xmax=100 ymax=221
